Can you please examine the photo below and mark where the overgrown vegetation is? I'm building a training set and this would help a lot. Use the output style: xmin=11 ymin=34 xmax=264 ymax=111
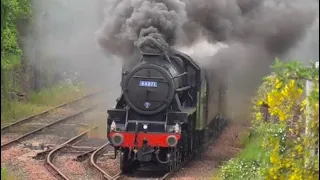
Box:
xmin=1 ymin=0 xmax=31 ymax=61
xmin=1 ymin=83 xmax=86 ymax=125
xmin=1 ymin=0 xmax=31 ymax=102
xmin=1 ymin=168 xmax=8 ymax=180
xmin=1 ymin=168 xmax=16 ymax=180
xmin=1 ymin=167 xmax=18 ymax=180
xmin=219 ymin=60 xmax=319 ymax=180
xmin=1 ymin=0 xmax=88 ymax=124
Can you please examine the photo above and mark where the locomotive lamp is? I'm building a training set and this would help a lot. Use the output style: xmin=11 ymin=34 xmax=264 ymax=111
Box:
xmin=143 ymin=124 xmax=148 ymax=133
xmin=110 ymin=121 xmax=116 ymax=132
xmin=174 ymin=123 xmax=180 ymax=133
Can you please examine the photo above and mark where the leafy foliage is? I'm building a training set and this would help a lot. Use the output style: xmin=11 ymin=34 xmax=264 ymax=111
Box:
xmin=1 ymin=0 xmax=32 ymax=109
xmin=220 ymin=60 xmax=319 ymax=180
xmin=221 ymin=159 xmax=264 ymax=180
xmin=220 ymin=134 xmax=268 ymax=180
xmin=253 ymin=60 xmax=319 ymax=180
xmin=1 ymin=0 xmax=31 ymax=69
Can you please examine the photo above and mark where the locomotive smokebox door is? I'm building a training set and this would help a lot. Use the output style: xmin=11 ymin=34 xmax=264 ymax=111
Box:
xmin=122 ymin=64 xmax=176 ymax=115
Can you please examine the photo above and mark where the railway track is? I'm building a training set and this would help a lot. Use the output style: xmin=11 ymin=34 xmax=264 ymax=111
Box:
xmin=1 ymin=90 xmax=228 ymax=180
xmin=1 ymin=90 xmax=104 ymax=149
xmin=45 ymin=126 xmax=100 ymax=180
xmin=110 ymin=119 xmax=228 ymax=180
xmin=44 ymin=117 xmax=225 ymax=180
xmin=33 ymin=120 xmax=222 ymax=180
xmin=1 ymin=90 xmax=102 ymax=131
xmin=90 ymin=142 xmax=121 ymax=180
xmin=92 ymin=139 xmax=219 ymax=180
xmin=0 ymin=89 xmax=115 ymax=180
xmin=111 ymin=158 xmax=185 ymax=180
xmin=45 ymin=128 xmax=115 ymax=180
xmin=57 ymin=141 xmax=122 ymax=180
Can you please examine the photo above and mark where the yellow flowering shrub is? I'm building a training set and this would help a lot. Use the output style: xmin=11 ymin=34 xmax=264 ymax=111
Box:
xmin=253 ymin=59 xmax=319 ymax=180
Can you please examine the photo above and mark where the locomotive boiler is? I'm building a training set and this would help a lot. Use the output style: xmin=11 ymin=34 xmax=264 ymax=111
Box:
xmin=106 ymin=49 xmax=227 ymax=172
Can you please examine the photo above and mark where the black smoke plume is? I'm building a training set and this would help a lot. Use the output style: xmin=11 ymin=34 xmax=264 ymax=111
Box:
xmin=179 ymin=0 xmax=318 ymax=121
xmin=97 ymin=0 xmax=318 ymax=121
xmin=96 ymin=0 xmax=187 ymax=56
xmin=97 ymin=0 xmax=317 ymax=59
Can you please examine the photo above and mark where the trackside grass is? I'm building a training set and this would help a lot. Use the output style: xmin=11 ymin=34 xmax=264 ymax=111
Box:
xmin=1 ymin=83 xmax=87 ymax=125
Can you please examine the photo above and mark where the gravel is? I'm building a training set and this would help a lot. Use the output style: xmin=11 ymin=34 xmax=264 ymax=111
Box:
xmin=1 ymin=145 xmax=55 ymax=180
xmin=1 ymin=104 xmax=108 ymax=180
xmin=96 ymin=155 xmax=120 ymax=177
xmin=1 ymin=94 xmax=249 ymax=180
xmin=52 ymin=142 xmax=117 ymax=180
xmin=54 ymin=153 xmax=104 ymax=180
xmin=171 ymin=123 xmax=248 ymax=180
xmin=1 ymin=122 xmax=247 ymax=180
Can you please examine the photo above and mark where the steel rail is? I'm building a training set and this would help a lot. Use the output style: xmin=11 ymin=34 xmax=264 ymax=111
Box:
xmin=1 ymin=89 xmax=103 ymax=131
xmin=74 ymin=147 xmax=99 ymax=162
xmin=110 ymin=172 xmax=123 ymax=180
xmin=1 ymin=105 xmax=97 ymax=149
xmin=89 ymin=142 xmax=114 ymax=180
xmin=45 ymin=126 xmax=99 ymax=180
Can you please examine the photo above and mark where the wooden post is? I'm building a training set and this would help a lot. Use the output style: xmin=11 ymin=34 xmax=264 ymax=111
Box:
xmin=34 ymin=12 xmax=47 ymax=91
xmin=305 ymin=61 xmax=319 ymax=167
xmin=316 ymin=62 xmax=319 ymax=159
xmin=34 ymin=12 xmax=40 ymax=91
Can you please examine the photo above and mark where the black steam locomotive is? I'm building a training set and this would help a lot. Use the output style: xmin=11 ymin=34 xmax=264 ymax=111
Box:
xmin=107 ymin=49 xmax=227 ymax=172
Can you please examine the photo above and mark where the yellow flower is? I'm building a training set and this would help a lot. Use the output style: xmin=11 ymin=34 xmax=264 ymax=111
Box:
xmin=281 ymin=85 xmax=289 ymax=97
xmin=270 ymin=153 xmax=279 ymax=164
xmin=256 ymin=112 xmax=263 ymax=121
xmin=295 ymin=145 xmax=303 ymax=153
xmin=275 ymin=79 xmax=283 ymax=89
xmin=270 ymin=156 xmax=275 ymax=164
xmin=289 ymin=80 xmax=296 ymax=88
xmin=269 ymin=168 xmax=275 ymax=176
xmin=285 ymin=162 xmax=291 ymax=168
xmin=297 ymin=88 xmax=303 ymax=96
xmin=278 ymin=111 xmax=287 ymax=121
xmin=289 ymin=173 xmax=303 ymax=180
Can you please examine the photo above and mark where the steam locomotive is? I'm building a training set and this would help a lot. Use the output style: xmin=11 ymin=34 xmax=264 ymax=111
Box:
xmin=107 ymin=49 xmax=227 ymax=172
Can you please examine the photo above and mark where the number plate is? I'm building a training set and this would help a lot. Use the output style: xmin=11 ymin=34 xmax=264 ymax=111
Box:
xmin=139 ymin=81 xmax=158 ymax=87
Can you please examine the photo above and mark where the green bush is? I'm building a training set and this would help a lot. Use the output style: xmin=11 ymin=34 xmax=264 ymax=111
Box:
xmin=1 ymin=0 xmax=32 ymax=106
xmin=219 ymin=60 xmax=319 ymax=180
xmin=220 ymin=158 xmax=263 ymax=180
xmin=219 ymin=131 xmax=268 ymax=180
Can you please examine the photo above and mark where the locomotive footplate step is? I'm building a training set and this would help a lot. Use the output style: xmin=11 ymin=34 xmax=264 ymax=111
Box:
xmin=136 ymin=164 xmax=167 ymax=172
xmin=126 ymin=166 xmax=167 ymax=178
